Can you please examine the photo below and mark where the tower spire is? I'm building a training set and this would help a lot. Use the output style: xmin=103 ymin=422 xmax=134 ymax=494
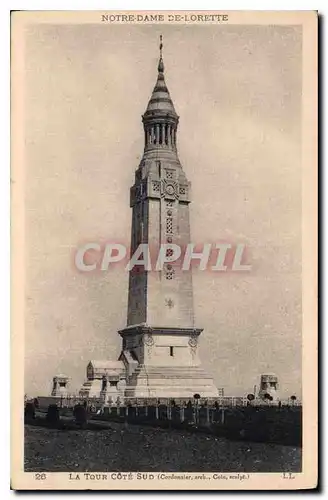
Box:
xmin=158 ymin=34 xmax=164 ymax=73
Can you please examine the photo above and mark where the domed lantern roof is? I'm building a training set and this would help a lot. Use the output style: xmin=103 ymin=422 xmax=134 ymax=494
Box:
xmin=143 ymin=35 xmax=178 ymax=121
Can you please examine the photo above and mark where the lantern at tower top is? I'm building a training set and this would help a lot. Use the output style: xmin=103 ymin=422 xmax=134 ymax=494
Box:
xmin=142 ymin=36 xmax=179 ymax=155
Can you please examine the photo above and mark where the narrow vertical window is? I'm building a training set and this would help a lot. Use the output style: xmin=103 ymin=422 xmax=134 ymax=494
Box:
xmin=170 ymin=346 xmax=174 ymax=357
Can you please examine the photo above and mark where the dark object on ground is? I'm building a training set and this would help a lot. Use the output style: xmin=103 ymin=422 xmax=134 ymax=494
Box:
xmin=46 ymin=404 xmax=60 ymax=425
xmin=24 ymin=402 xmax=35 ymax=420
xmin=73 ymin=404 xmax=88 ymax=427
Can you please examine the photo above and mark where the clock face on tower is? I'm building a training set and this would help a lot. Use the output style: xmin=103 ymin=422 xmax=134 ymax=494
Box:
xmin=165 ymin=184 xmax=175 ymax=195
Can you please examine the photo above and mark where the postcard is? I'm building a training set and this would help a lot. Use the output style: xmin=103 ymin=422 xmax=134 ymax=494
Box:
xmin=11 ymin=10 xmax=318 ymax=490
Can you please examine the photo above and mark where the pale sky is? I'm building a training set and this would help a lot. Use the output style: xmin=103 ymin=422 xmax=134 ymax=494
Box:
xmin=24 ymin=24 xmax=302 ymax=398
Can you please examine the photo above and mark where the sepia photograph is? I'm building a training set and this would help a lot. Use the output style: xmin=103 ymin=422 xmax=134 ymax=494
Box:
xmin=11 ymin=10 xmax=317 ymax=490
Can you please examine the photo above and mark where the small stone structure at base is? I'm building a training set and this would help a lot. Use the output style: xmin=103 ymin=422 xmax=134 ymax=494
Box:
xmin=258 ymin=374 xmax=279 ymax=402
xmin=51 ymin=374 xmax=69 ymax=397
xmin=79 ymin=360 xmax=126 ymax=404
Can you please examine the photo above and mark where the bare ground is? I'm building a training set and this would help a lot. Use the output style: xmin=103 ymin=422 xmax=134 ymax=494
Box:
xmin=24 ymin=422 xmax=301 ymax=473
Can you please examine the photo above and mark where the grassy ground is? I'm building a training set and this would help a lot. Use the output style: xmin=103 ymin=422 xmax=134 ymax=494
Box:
xmin=25 ymin=421 xmax=301 ymax=473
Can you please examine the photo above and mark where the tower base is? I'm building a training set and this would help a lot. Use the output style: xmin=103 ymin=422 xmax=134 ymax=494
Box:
xmin=118 ymin=325 xmax=218 ymax=399
xmin=124 ymin=364 xmax=218 ymax=399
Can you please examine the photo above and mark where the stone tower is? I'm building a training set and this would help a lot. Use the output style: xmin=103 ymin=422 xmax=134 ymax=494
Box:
xmin=119 ymin=39 xmax=218 ymax=398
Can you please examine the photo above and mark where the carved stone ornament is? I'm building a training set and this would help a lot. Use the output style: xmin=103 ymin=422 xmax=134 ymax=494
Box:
xmin=165 ymin=184 xmax=175 ymax=195
xmin=161 ymin=179 xmax=179 ymax=199
xmin=143 ymin=334 xmax=154 ymax=347
xmin=188 ymin=335 xmax=198 ymax=348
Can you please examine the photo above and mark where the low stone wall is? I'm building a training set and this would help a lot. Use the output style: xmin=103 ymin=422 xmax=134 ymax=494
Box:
xmin=93 ymin=404 xmax=302 ymax=446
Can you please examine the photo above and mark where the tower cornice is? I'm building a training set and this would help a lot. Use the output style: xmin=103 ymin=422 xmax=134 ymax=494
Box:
xmin=119 ymin=325 xmax=203 ymax=338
